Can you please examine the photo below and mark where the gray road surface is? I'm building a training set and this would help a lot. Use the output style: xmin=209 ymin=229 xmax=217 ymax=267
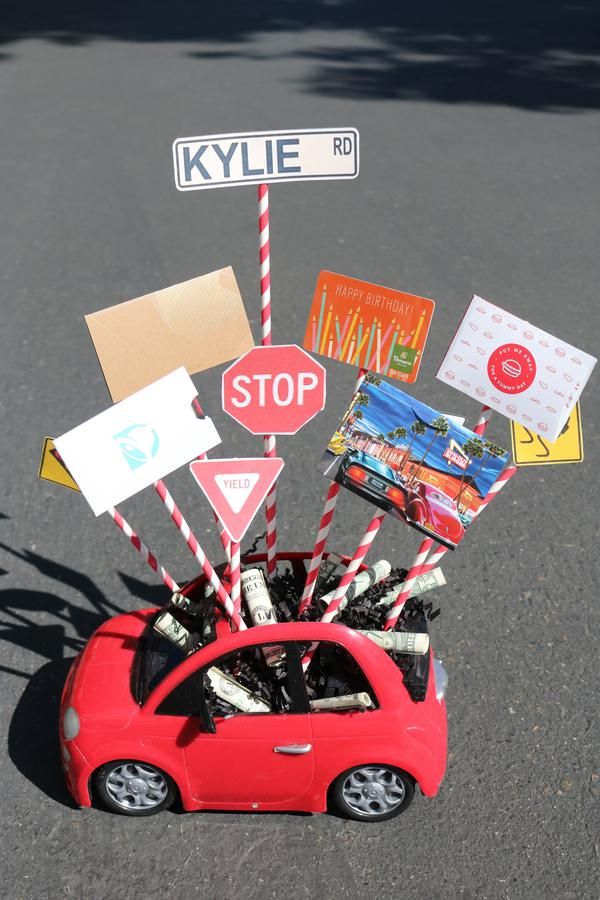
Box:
xmin=1 ymin=4 xmax=599 ymax=899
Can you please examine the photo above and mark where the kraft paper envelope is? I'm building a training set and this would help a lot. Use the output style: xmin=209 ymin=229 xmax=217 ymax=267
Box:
xmin=86 ymin=267 xmax=255 ymax=402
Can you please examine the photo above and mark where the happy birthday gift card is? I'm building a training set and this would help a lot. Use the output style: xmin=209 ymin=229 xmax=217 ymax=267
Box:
xmin=303 ymin=271 xmax=434 ymax=381
xmin=436 ymin=296 xmax=596 ymax=441
xmin=86 ymin=267 xmax=255 ymax=402
xmin=318 ymin=375 xmax=509 ymax=550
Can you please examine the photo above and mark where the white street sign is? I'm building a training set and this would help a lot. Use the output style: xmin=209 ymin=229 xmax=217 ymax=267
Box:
xmin=173 ymin=128 xmax=359 ymax=191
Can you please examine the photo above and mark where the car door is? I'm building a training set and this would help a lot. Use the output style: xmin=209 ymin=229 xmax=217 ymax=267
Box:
xmin=159 ymin=640 xmax=314 ymax=807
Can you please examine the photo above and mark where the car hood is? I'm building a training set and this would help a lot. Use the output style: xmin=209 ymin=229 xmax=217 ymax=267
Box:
xmin=67 ymin=609 xmax=155 ymax=730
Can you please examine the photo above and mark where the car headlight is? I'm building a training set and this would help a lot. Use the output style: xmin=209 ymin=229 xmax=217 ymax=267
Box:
xmin=62 ymin=706 xmax=80 ymax=740
xmin=433 ymin=657 xmax=448 ymax=701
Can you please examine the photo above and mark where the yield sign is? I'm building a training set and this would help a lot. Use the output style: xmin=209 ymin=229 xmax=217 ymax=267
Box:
xmin=189 ymin=458 xmax=284 ymax=543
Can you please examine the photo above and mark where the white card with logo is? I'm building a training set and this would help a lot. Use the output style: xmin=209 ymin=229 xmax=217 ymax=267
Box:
xmin=436 ymin=296 xmax=596 ymax=441
xmin=55 ymin=368 xmax=221 ymax=515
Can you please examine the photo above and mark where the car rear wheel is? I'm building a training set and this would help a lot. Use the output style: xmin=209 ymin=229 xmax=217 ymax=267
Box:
xmin=329 ymin=764 xmax=414 ymax=822
xmin=93 ymin=760 xmax=177 ymax=817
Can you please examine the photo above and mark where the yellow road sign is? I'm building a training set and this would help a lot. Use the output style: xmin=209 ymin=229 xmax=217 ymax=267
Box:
xmin=38 ymin=437 xmax=80 ymax=491
xmin=510 ymin=405 xmax=583 ymax=466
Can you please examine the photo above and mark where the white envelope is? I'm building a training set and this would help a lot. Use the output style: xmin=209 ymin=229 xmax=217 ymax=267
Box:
xmin=55 ymin=368 xmax=221 ymax=515
xmin=436 ymin=296 xmax=596 ymax=441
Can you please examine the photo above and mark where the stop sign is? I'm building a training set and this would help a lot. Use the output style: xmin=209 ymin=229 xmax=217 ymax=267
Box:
xmin=222 ymin=345 xmax=326 ymax=435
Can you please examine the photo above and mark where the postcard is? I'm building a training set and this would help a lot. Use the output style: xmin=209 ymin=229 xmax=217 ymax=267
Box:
xmin=318 ymin=374 xmax=509 ymax=549
xmin=303 ymin=271 xmax=434 ymax=381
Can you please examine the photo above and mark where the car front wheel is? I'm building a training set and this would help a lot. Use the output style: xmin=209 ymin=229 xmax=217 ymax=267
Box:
xmin=329 ymin=764 xmax=414 ymax=822
xmin=93 ymin=760 xmax=177 ymax=817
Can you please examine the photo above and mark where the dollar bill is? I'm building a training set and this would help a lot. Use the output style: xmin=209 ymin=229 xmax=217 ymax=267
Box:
xmin=375 ymin=567 xmax=446 ymax=608
xmin=358 ymin=630 xmax=429 ymax=655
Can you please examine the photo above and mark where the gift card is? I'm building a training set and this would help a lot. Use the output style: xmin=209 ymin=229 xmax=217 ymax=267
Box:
xmin=318 ymin=375 xmax=509 ymax=550
xmin=302 ymin=271 xmax=434 ymax=380
xmin=55 ymin=368 xmax=221 ymax=516
xmin=85 ymin=267 xmax=255 ymax=402
xmin=511 ymin=404 xmax=583 ymax=466
xmin=436 ymin=296 xmax=596 ymax=441
xmin=38 ymin=438 xmax=80 ymax=492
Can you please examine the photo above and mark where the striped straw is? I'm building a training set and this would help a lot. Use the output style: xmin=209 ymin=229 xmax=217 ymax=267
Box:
xmin=384 ymin=404 xmax=495 ymax=630
xmin=259 ymin=184 xmax=278 ymax=577
xmin=298 ymin=482 xmax=340 ymax=615
xmin=229 ymin=541 xmax=241 ymax=614
xmin=153 ymin=479 xmax=244 ymax=631
xmin=108 ymin=506 xmax=179 ymax=593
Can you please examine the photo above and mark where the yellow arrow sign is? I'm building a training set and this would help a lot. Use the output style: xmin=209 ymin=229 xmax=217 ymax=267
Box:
xmin=510 ymin=405 xmax=583 ymax=466
xmin=38 ymin=437 xmax=80 ymax=492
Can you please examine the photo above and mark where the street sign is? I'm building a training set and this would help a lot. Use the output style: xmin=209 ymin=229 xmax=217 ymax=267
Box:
xmin=511 ymin=404 xmax=584 ymax=466
xmin=38 ymin=438 xmax=80 ymax=492
xmin=189 ymin=458 xmax=284 ymax=543
xmin=173 ymin=128 xmax=359 ymax=191
xmin=222 ymin=345 xmax=326 ymax=435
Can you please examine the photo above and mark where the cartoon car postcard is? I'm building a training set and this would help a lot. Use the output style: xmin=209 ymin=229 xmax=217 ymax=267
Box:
xmin=318 ymin=375 xmax=509 ymax=549
xmin=303 ymin=271 xmax=435 ymax=382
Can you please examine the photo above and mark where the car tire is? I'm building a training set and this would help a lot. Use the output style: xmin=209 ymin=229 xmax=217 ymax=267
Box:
xmin=93 ymin=760 xmax=178 ymax=817
xmin=329 ymin=764 xmax=414 ymax=822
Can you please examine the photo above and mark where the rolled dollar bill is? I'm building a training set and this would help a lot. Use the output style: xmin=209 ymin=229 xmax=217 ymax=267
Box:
xmin=358 ymin=630 xmax=429 ymax=655
xmin=240 ymin=568 xmax=285 ymax=667
xmin=310 ymin=692 xmax=373 ymax=711
xmin=153 ymin=610 xmax=196 ymax=654
xmin=318 ymin=560 xmax=392 ymax=614
xmin=375 ymin=567 xmax=446 ymax=607
xmin=207 ymin=667 xmax=272 ymax=714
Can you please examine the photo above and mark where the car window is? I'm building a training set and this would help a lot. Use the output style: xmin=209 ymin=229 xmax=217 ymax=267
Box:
xmin=302 ymin=642 xmax=377 ymax=712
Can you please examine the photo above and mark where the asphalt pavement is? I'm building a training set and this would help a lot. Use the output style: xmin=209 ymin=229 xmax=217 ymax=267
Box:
xmin=1 ymin=4 xmax=599 ymax=899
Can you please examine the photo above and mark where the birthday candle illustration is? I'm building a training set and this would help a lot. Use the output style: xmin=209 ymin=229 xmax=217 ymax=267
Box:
xmin=354 ymin=319 xmax=363 ymax=364
xmin=355 ymin=322 xmax=370 ymax=365
xmin=337 ymin=308 xmax=352 ymax=358
xmin=365 ymin=318 xmax=377 ymax=370
xmin=378 ymin=318 xmax=395 ymax=362
xmin=327 ymin=334 xmax=333 ymax=357
xmin=315 ymin=284 xmax=327 ymax=353
xmin=334 ymin=316 xmax=341 ymax=357
xmin=411 ymin=309 xmax=426 ymax=349
xmin=346 ymin=335 xmax=356 ymax=364
xmin=320 ymin=304 xmax=333 ymax=354
xmin=341 ymin=307 xmax=360 ymax=359
xmin=384 ymin=325 xmax=400 ymax=371
xmin=311 ymin=315 xmax=317 ymax=352
xmin=376 ymin=322 xmax=382 ymax=371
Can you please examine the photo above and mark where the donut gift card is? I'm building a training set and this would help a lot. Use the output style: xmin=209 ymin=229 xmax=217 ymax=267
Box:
xmin=436 ymin=296 xmax=596 ymax=441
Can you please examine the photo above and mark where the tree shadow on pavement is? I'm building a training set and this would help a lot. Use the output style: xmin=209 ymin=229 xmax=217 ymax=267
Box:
xmin=0 ymin=1 xmax=598 ymax=111
xmin=0 ymin=544 xmax=170 ymax=807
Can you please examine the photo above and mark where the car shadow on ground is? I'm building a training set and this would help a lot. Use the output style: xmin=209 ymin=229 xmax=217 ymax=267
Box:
xmin=0 ymin=544 xmax=170 ymax=808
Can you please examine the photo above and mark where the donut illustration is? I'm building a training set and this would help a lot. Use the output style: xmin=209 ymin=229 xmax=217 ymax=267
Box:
xmin=445 ymin=371 xmax=456 ymax=380
xmin=546 ymin=406 xmax=557 ymax=414
xmin=539 ymin=339 xmax=549 ymax=348
xmin=492 ymin=314 xmax=502 ymax=323
xmin=483 ymin=331 xmax=493 ymax=339
xmin=537 ymin=422 xmax=548 ymax=433
xmin=476 ymin=346 xmax=486 ymax=356
xmin=506 ymin=403 xmax=517 ymax=414
xmin=523 ymin=330 xmax=533 ymax=340
xmin=452 ymin=354 xmax=463 ymax=362
xmin=476 ymin=387 xmax=486 ymax=397
xmin=538 ymin=380 xmax=548 ymax=390
xmin=555 ymin=347 xmax=566 ymax=358
xmin=469 ymin=322 xmax=478 ymax=331
xmin=546 ymin=365 xmax=557 ymax=374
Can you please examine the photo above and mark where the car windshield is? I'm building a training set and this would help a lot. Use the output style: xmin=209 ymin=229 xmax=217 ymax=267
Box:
xmin=429 ymin=491 xmax=454 ymax=509
xmin=356 ymin=453 xmax=397 ymax=482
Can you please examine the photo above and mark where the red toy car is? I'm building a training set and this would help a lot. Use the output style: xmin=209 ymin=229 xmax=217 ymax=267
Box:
xmin=404 ymin=482 xmax=465 ymax=549
xmin=59 ymin=554 xmax=447 ymax=822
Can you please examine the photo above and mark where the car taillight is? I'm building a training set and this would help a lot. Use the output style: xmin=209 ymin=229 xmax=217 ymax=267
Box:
xmin=346 ymin=465 xmax=369 ymax=482
xmin=385 ymin=486 xmax=404 ymax=504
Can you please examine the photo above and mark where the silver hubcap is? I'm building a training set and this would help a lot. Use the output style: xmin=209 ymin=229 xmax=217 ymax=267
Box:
xmin=341 ymin=766 xmax=406 ymax=817
xmin=105 ymin=763 xmax=168 ymax=810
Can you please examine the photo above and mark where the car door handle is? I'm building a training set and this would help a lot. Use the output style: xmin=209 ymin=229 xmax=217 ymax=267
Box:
xmin=273 ymin=743 xmax=313 ymax=755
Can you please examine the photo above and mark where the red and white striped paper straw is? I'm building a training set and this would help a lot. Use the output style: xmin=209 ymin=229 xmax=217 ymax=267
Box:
xmin=258 ymin=184 xmax=279 ymax=577
xmin=108 ymin=506 xmax=179 ymax=593
xmin=229 ymin=541 xmax=241 ymax=614
xmin=298 ymin=482 xmax=340 ymax=615
xmin=153 ymin=479 xmax=245 ymax=631
xmin=320 ymin=510 xmax=385 ymax=623
xmin=384 ymin=404 xmax=495 ymax=630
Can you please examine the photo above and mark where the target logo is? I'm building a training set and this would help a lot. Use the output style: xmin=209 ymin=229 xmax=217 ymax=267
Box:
xmin=487 ymin=344 xmax=536 ymax=394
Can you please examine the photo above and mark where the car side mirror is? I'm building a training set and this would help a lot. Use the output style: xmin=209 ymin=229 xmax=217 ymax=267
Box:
xmin=196 ymin=700 xmax=216 ymax=734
